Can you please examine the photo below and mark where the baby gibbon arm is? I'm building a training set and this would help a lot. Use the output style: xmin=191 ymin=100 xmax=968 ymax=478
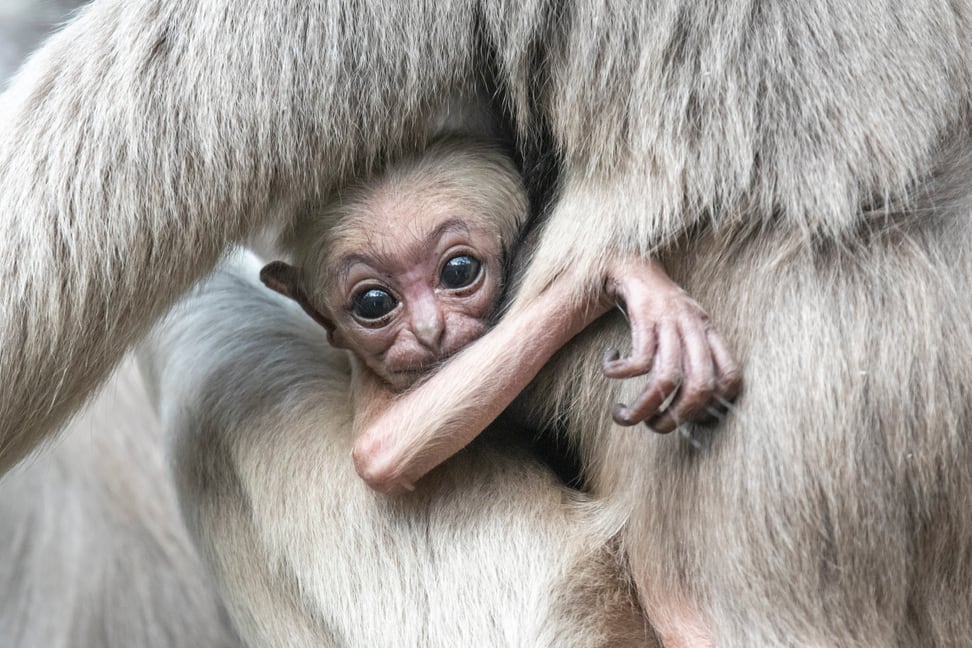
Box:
xmin=353 ymin=257 xmax=741 ymax=494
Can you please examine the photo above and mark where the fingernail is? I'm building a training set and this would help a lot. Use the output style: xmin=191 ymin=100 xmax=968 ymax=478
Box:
xmin=613 ymin=403 xmax=638 ymax=426
xmin=646 ymin=420 xmax=675 ymax=435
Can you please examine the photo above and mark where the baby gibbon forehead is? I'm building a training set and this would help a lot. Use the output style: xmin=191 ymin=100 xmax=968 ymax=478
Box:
xmin=290 ymin=138 xmax=529 ymax=285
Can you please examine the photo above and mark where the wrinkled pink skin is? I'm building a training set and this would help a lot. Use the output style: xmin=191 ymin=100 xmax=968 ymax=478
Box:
xmin=325 ymin=218 xmax=503 ymax=393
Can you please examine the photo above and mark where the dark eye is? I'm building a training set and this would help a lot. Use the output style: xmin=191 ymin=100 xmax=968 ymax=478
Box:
xmin=351 ymin=288 xmax=398 ymax=320
xmin=440 ymin=255 xmax=481 ymax=289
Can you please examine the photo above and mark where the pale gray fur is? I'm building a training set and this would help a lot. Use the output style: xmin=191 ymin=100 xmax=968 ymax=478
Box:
xmin=1 ymin=1 xmax=971 ymax=645
xmin=0 ymin=0 xmax=86 ymax=83
xmin=0 ymin=3 xmax=237 ymax=646
xmin=527 ymin=141 xmax=972 ymax=645
xmin=140 ymin=251 xmax=651 ymax=648
xmin=0 ymin=357 xmax=239 ymax=647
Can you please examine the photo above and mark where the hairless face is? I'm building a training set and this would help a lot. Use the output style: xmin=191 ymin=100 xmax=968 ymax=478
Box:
xmin=262 ymin=183 xmax=510 ymax=392
xmin=322 ymin=202 xmax=505 ymax=391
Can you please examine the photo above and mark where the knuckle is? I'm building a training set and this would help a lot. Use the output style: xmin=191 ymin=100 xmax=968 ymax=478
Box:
xmin=655 ymin=377 xmax=678 ymax=394
xmin=649 ymin=416 xmax=676 ymax=434
xmin=680 ymin=387 xmax=714 ymax=412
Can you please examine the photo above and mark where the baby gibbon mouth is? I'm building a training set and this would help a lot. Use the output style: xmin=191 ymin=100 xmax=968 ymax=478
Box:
xmin=394 ymin=363 xmax=438 ymax=379
xmin=390 ymin=346 xmax=464 ymax=379
xmin=389 ymin=351 xmax=459 ymax=385
xmin=386 ymin=366 xmax=434 ymax=391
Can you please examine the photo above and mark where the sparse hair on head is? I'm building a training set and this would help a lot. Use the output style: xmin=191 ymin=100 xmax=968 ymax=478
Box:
xmin=284 ymin=136 xmax=529 ymax=297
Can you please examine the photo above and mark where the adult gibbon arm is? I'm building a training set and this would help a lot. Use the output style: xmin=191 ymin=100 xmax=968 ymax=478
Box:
xmin=0 ymin=0 xmax=478 ymax=471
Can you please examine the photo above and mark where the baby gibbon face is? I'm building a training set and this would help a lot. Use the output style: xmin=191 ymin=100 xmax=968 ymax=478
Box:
xmin=324 ymin=206 xmax=503 ymax=392
xmin=262 ymin=193 xmax=507 ymax=393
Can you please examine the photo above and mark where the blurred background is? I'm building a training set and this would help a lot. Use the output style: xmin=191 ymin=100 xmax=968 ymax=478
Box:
xmin=0 ymin=0 xmax=86 ymax=82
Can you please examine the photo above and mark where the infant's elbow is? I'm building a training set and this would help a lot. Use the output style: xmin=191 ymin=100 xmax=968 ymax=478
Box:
xmin=352 ymin=436 xmax=413 ymax=495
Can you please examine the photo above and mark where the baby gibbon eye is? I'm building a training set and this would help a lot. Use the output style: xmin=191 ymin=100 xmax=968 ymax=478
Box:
xmin=440 ymin=255 xmax=481 ymax=289
xmin=352 ymin=288 xmax=398 ymax=321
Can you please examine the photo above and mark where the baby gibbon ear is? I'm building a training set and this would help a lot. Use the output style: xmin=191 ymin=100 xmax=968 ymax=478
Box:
xmin=259 ymin=260 xmax=302 ymax=300
xmin=260 ymin=261 xmax=336 ymax=337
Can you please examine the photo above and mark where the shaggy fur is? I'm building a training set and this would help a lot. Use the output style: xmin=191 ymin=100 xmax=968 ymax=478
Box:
xmin=1 ymin=0 xmax=971 ymax=645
